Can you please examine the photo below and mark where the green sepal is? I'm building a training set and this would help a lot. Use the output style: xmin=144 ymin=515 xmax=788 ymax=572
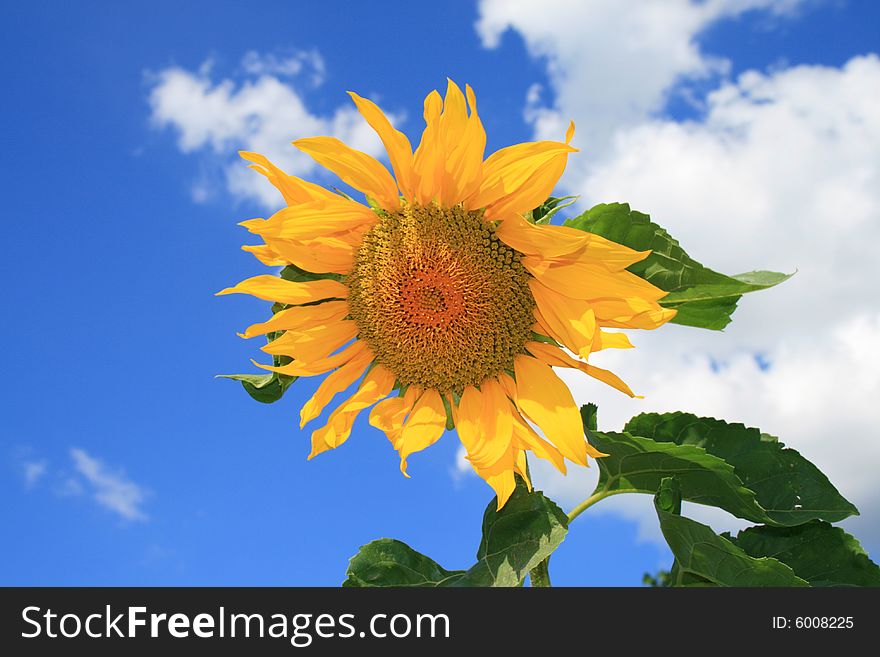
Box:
xmin=216 ymin=372 xmax=296 ymax=404
xmin=527 ymin=195 xmax=579 ymax=225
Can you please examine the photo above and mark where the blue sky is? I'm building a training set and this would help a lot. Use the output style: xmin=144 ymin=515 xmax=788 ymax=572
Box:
xmin=2 ymin=0 xmax=878 ymax=586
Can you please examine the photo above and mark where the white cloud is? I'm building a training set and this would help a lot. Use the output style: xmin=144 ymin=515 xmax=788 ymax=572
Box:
xmin=476 ymin=1 xmax=880 ymax=549
xmin=22 ymin=460 xmax=47 ymax=488
xmin=240 ymin=49 xmax=326 ymax=85
xmin=57 ymin=477 xmax=85 ymax=497
xmin=70 ymin=448 xmax=149 ymax=521
xmin=477 ymin=0 xmax=807 ymax=180
xmin=148 ymin=52 xmax=390 ymax=208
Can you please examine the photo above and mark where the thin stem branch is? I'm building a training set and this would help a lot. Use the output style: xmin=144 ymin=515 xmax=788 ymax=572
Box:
xmin=567 ymin=488 xmax=624 ymax=523
xmin=528 ymin=487 xmax=623 ymax=586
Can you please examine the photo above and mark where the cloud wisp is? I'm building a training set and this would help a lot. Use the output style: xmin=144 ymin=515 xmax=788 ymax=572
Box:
xmin=22 ymin=460 xmax=47 ymax=488
xmin=69 ymin=448 xmax=150 ymax=522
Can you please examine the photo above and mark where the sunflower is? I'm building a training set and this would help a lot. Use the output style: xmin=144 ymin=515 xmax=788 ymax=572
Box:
xmin=219 ymin=80 xmax=675 ymax=508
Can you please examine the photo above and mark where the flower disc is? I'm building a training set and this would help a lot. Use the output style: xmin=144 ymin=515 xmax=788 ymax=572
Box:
xmin=347 ymin=203 xmax=535 ymax=392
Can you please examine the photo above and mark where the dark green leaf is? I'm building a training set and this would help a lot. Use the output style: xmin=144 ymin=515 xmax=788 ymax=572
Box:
xmin=457 ymin=477 xmax=568 ymax=586
xmin=585 ymin=414 xmax=769 ymax=524
xmin=655 ymin=478 xmax=808 ymax=587
xmin=581 ymin=402 xmax=598 ymax=431
xmin=216 ymin=372 xmax=295 ymax=404
xmin=563 ymin=203 xmax=791 ymax=330
xmin=730 ymin=521 xmax=880 ymax=587
xmin=342 ymin=478 xmax=568 ymax=587
xmin=343 ymin=539 xmax=465 ymax=587
xmin=625 ymin=412 xmax=858 ymax=526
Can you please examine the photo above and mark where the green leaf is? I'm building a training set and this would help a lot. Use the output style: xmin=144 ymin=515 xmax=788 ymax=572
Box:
xmin=563 ymin=202 xmax=791 ymax=330
xmin=586 ymin=417 xmax=770 ymax=525
xmin=456 ymin=477 xmax=568 ymax=586
xmin=624 ymin=412 xmax=858 ymax=526
xmin=730 ymin=521 xmax=880 ymax=587
xmin=655 ymin=478 xmax=808 ymax=587
xmin=581 ymin=402 xmax=599 ymax=431
xmin=342 ymin=478 xmax=568 ymax=587
xmin=216 ymin=372 xmax=295 ymax=404
xmin=343 ymin=539 xmax=466 ymax=587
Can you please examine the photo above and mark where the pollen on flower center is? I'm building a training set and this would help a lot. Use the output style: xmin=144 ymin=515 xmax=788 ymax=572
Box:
xmin=347 ymin=203 xmax=536 ymax=392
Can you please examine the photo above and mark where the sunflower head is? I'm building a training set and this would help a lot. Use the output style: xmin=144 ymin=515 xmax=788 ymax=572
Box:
xmin=347 ymin=202 xmax=535 ymax=393
xmin=219 ymin=80 xmax=676 ymax=508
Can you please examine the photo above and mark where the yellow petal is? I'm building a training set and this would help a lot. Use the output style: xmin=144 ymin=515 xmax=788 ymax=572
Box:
xmin=580 ymin=362 xmax=638 ymax=399
xmin=480 ymin=378 xmax=515 ymax=458
xmin=470 ymin=139 xmax=577 ymax=218
xmin=255 ymin=339 xmax=368 ymax=376
xmin=487 ymin=472 xmax=517 ymax=509
xmin=513 ymin=450 xmax=532 ymax=490
xmin=526 ymin=340 xmax=637 ymax=399
xmin=397 ymin=389 xmax=447 ymax=475
xmin=592 ymin=330 xmax=634 ymax=351
xmin=591 ymin=297 xmax=677 ymax=330
xmin=369 ymin=388 xmax=422 ymax=475
xmin=498 ymin=372 xmax=518 ymax=401
xmin=308 ymin=365 xmax=396 ymax=459
xmin=485 ymin=154 xmax=567 ymax=220
xmin=433 ymin=80 xmax=483 ymax=205
xmin=299 ymin=346 xmax=375 ymax=428
xmin=511 ymin=410 xmax=567 ymax=474
xmin=496 ymin=214 xmax=583 ymax=258
xmin=254 ymin=198 xmax=377 ymax=241
xmin=513 ymin=355 xmax=588 ymax=466
xmin=293 ymin=137 xmax=400 ymax=211
xmin=529 ymin=279 xmax=597 ymax=359
xmin=454 ymin=402 xmax=519 ymax=510
xmin=347 ymin=92 xmax=415 ymax=199
xmin=239 ymin=151 xmax=337 ymax=205
xmin=442 ymin=83 xmax=486 ymax=205
xmin=456 ymin=384 xmax=514 ymax=470
xmin=481 ymin=449 xmax=518 ymax=510
xmin=523 ymin=256 xmax=668 ymax=303
xmin=241 ymin=243 xmax=288 ymax=266
xmin=411 ymin=89 xmax=443 ymax=205
xmin=240 ymin=300 xmax=349 ymax=339
xmin=369 ymin=386 xmax=420 ymax=437
xmin=438 ymin=79 xmax=468 ymax=145
xmin=259 ymin=320 xmax=357 ymax=362
xmin=497 ymin=215 xmax=650 ymax=268
xmin=435 ymin=80 xmax=467 ymax=206
xmin=217 ymin=275 xmax=348 ymax=306
xmin=264 ymin=234 xmax=359 ymax=275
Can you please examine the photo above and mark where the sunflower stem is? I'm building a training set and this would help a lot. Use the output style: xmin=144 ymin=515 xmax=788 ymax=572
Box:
xmin=529 ymin=558 xmax=552 ymax=587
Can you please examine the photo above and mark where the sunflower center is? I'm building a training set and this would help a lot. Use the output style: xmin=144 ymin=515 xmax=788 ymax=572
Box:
xmin=347 ymin=203 xmax=536 ymax=393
